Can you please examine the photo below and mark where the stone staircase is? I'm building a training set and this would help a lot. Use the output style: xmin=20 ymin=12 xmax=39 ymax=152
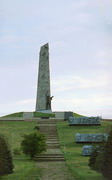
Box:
xmin=34 ymin=119 xmax=65 ymax=162
xmin=35 ymin=154 xmax=65 ymax=161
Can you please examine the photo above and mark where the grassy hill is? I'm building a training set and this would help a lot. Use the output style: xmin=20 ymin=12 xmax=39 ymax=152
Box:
xmin=57 ymin=120 xmax=111 ymax=180
xmin=2 ymin=111 xmax=55 ymax=118
xmin=1 ymin=111 xmax=83 ymax=118
xmin=2 ymin=112 xmax=24 ymax=117
xmin=0 ymin=121 xmax=41 ymax=180
xmin=0 ymin=113 xmax=108 ymax=180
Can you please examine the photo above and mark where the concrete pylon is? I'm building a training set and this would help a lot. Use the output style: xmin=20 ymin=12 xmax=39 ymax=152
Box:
xmin=35 ymin=43 xmax=53 ymax=112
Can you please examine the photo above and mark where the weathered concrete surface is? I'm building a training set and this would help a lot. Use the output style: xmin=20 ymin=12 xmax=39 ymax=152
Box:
xmin=82 ymin=145 xmax=94 ymax=156
xmin=23 ymin=112 xmax=34 ymax=119
xmin=35 ymin=43 xmax=52 ymax=111
xmin=69 ymin=116 xmax=101 ymax=125
xmin=55 ymin=111 xmax=73 ymax=120
xmin=75 ymin=133 xmax=108 ymax=143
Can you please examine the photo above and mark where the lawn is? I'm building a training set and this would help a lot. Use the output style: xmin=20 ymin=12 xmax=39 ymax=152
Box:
xmin=57 ymin=120 xmax=112 ymax=180
xmin=0 ymin=119 xmax=111 ymax=180
xmin=0 ymin=121 xmax=41 ymax=180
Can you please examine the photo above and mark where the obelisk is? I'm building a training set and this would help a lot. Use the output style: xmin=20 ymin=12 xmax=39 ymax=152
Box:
xmin=35 ymin=43 xmax=53 ymax=112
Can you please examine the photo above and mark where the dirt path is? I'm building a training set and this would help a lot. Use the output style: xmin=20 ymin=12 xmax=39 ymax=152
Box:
xmin=35 ymin=161 xmax=74 ymax=180
xmin=35 ymin=119 xmax=75 ymax=180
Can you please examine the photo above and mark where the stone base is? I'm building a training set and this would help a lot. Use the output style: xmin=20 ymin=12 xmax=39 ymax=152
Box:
xmin=23 ymin=112 xmax=34 ymax=119
xmin=54 ymin=111 xmax=73 ymax=120
xmin=37 ymin=110 xmax=53 ymax=114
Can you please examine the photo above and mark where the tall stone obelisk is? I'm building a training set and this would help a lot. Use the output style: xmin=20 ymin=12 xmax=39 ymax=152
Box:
xmin=35 ymin=43 xmax=53 ymax=112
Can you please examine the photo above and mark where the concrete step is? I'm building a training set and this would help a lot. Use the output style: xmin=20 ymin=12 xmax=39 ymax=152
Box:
xmin=34 ymin=157 xmax=65 ymax=161
xmin=46 ymin=142 xmax=59 ymax=145
xmin=35 ymin=154 xmax=64 ymax=157
xmin=39 ymin=130 xmax=57 ymax=133
xmin=42 ymin=133 xmax=58 ymax=137
xmin=47 ymin=136 xmax=58 ymax=138
xmin=47 ymin=144 xmax=60 ymax=148
xmin=46 ymin=139 xmax=59 ymax=142
xmin=37 ymin=120 xmax=57 ymax=124
xmin=34 ymin=154 xmax=65 ymax=161
xmin=47 ymin=135 xmax=58 ymax=137
xmin=47 ymin=139 xmax=59 ymax=141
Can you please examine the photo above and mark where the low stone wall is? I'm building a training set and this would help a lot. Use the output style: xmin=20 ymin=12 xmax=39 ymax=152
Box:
xmin=69 ymin=116 xmax=101 ymax=125
xmin=75 ymin=133 xmax=108 ymax=143
xmin=54 ymin=111 xmax=73 ymax=120
xmin=0 ymin=117 xmax=64 ymax=122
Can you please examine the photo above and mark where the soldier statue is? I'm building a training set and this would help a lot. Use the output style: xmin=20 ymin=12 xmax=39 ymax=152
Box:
xmin=46 ymin=94 xmax=54 ymax=110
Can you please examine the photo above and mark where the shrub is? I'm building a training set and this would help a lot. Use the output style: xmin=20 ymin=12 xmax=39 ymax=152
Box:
xmin=13 ymin=148 xmax=21 ymax=155
xmin=0 ymin=135 xmax=14 ymax=176
xmin=101 ymin=129 xmax=112 ymax=179
xmin=89 ymin=128 xmax=112 ymax=179
xmin=21 ymin=132 xmax=46 ymax=159
xmin=88 ymin=146 xmax=99 ymax=170
xmin=34 ymin=126 xmax=40 ymax=131
xmin=88 ymin=144 xmax=105 ymax=173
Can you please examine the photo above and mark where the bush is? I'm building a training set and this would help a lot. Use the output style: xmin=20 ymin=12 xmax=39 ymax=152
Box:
xmin=13 ymin=148 xmax=21 ymax=155
xmin=34 ymin=125 xmax=40 ymax=131
xmin=88 ymin=144 xmax=105 ymax=173
xmin=101 ymin=129 xmax=112 ymax=179
xmin=89 ymin=128 xmax=112 ymax=179
xmin=0 ymin=135 xmax=14 ymax=176
xmin=88 ymin=146 xmax=99 ymax=170
xmin=21 ymin=132 xmax=46 ymax=159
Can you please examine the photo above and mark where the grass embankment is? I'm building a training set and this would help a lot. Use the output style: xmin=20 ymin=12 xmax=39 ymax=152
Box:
xmin=73 ymin=113 xmax=84 ymax=117
xmin=2 ymin=112 xmax=24 ymax=117
xmin=33 ymin=112 xmax=55 ymax=118
xmin=2 ymin=112 xmax=55 ymax=118
xmin=2 ymin=111 xmax=82 ymax=118
xmin=57 ymin=120 xmax=111 ymax=180
xmin=0 ymin=121 xmax=41 ymax=180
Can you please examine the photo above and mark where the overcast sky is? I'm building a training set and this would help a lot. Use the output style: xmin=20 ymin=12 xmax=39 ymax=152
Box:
xmin=0 ymin=0 xmax=112 ymax=118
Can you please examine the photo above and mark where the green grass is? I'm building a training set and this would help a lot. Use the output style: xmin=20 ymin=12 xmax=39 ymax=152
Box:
xmin=0 ymin=157 xmax=41 ymax=180
xmin=2 ymin=112 xmax=24 ymax=118
xmin=57 ymin=120 xmax=111 ymax=180
xmin=2 ymin=111 xmax=82 ymax=118
xmin=0 ymin=121 xmax=41 ymax=180
xmin=0 ymin=115 xmax=109 ymax=180
xmin=73 ymin=112 xmax=84 ymax=117
xmin=1 ymin=111 xmax=55 ymax=118
xmin=33 ymin=112 xmax=55 ymax=118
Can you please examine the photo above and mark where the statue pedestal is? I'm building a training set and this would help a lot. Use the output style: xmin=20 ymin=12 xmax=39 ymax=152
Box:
xmin=37 ymin=110 xmax=53 ymax=114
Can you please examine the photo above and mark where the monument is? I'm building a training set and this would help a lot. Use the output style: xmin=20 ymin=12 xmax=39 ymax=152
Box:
xmin=82 ymin=145 xmax=94 ymax=156
xmin=69 ymin=116 xmax=101 ymax=125
xmin=35 ymin=43 xmax=53 ymax=112
xmin=75 ymin=133 xmax=108 ymax=143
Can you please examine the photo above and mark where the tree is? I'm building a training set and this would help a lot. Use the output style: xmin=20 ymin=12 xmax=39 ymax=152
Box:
xmin=21 ymin=132 xmax=46 ymax=159
xmin=88 ymin=144 xmax=105 ymax=173
xmin=89 ymin=128 xmax=112 ymax=180
xmin=101 ymin=129 xmax=112 ymax=179
xmin=0 ymin=135 xmax=14 ymax=176
xmin=88 ymin=146 xmax=99 ymax=171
